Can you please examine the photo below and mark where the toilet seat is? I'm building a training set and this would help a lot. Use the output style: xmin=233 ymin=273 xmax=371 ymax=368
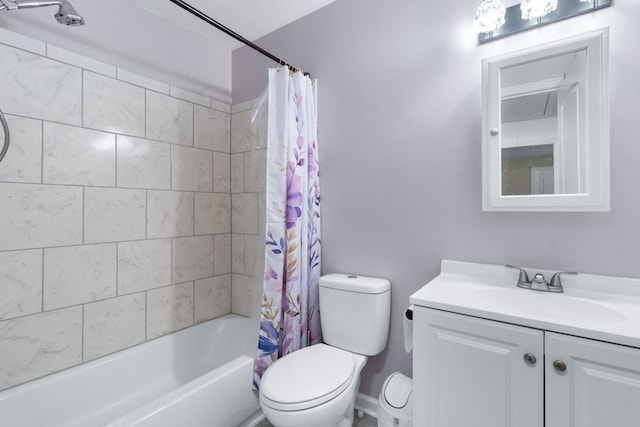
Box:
xmin=260 ymin=344 xmax=356 ymax=411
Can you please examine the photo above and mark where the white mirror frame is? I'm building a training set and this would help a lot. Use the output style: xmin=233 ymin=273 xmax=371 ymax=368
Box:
xmin=482 ymin=28 xmax=610 ymax=212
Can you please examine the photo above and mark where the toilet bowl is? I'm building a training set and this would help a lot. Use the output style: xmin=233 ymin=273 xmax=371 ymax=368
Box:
xmin=259 ymin=344 xmax=367 ymax=427
xmin=258 ymin=274 xmax=391 ymax=427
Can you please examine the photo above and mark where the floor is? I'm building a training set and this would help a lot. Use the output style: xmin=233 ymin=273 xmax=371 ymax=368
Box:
xmin=256 ymin=410 xmax=378 ymax=427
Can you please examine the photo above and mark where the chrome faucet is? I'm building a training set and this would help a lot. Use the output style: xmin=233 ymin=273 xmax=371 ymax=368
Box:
xmin=506 ymin=265 xmax=577 ymax=293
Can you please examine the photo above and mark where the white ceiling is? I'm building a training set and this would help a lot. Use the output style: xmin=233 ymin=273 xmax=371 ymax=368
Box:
xmin=0 ymin=0 xmax=338 ymax=102
xmin=135 ymin=0 xmax=338 ymax=50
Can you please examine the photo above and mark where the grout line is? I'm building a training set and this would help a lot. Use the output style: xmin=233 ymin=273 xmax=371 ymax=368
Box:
xmin=39 ymin=120 xmax=44 ymax=184
xmin=81 ymin=302 xmax=85 ymax=362
xmin=81 ymin=186 xmax=85 ymax=245
xmin=40 ymin=248 xmax=45 ymax=313
xmin=115 ymin=242 xmax=119 ymax=296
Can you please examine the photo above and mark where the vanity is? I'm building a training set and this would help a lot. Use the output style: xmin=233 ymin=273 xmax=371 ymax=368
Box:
xmin=410 ymin=260 xmax=640 ymax=427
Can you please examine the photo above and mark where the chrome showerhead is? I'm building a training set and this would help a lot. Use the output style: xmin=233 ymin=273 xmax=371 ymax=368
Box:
xmin=0 ymin=0 xmax=85 ymax=26
xmin=54 ymin=0 xmax=83 ymax=26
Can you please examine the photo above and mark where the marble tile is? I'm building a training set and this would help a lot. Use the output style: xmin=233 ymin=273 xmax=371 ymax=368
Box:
xmin=84 ymin=187 xmax=146 ymax=244
xmin=146 ymin=283 xmax=194 ymax=339
xmin=258 ymin=192 xmax=266 ymax=236
xmin=213 ymin=152 xmax=231 ymax=193
xmin=43 ymin=122 xmax=116 ymax=186
xmin=231 ymin=109 xmax=256 ymax=153
xmin=230 ymin=153 xmax=244 ymax=193
xmin=172 ymin=235 xmax=214 ymax=283
xmin=244 ymin=234 xmax=264 ymax=278
xmin=0 ymin=307 xmax=82 ymax=391
xmin=117 ymin=68 xmax=170 ymax=94
xmin=231 ymin=274 xmax=254 ymax=316
xmin=194 ymin=275 xmax=231 ymax=323
xmin=171 ymin=145 xmax=213 ymax=192
xmin=0 ymin=249 xmax=42 ymax=321
xmin=0 ymin=44 xmax=81 ymax=126
xmin=231 ymin=99 xmax=253 ymax=114
xmin=0 ymin=27 xmax=46 ymax=55
xmin=146 ymin=91 xmax=193 ymax=146
xmin=194 ymin=105 xmax=230 ymax=152
xmin=170 ymin=87 xmax=209 ymax=107
xmin=232 ymin=193 xmax=259 ymax=234
xmin=118 ymin=239 xmax=171 ymax=294
xmin=46 ymin=45 xmax=116 ymax=78
xmin=43 ymin=244 xmax=117 ymax=311
xmin=117 ymin=135 xmax=171 ymax=190
xmin=210 ymin=99 xmax=231 ymax=114
xmin=232 ymin=234 xmax=245 ymax=274
xmin=256 ymin=103 xmax=269 ymax=149
xmin=213 ymin=234 xmax=232 ymax=276
xmin=0 ymin=183 xmax=82 ymax=251
xmin=244 ymin=149 xmax=266 ymax=193
xmin=83 ymin=71 xmax=145 ymax=137
xmin=83 ymin=293 xmax=146 ymax=361
xmin=0 ymin=115 xmax=42 ymax=184
xmin=195 ymin=193 xmax=230 ymax=235
xmin=146 ymin=190 xmax=194 ymax=238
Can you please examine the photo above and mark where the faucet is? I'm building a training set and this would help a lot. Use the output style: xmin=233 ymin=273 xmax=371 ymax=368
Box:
xmin=506 ymin=265 xmax=577 ymax=293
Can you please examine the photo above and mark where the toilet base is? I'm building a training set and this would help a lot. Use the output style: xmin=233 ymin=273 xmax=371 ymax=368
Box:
xmin=261 ymin=374 xmax=362 ymax=427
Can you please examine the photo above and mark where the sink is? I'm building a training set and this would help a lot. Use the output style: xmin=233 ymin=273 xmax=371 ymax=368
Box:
xmin=472 ymin=287 xmax=626 ymax=323
xmin=410 ymin=260 xmax=640 ymax=348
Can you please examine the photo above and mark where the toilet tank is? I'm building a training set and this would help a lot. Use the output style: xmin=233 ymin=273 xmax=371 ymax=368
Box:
xmin=319 ymin=274 xmax=391 ymax=356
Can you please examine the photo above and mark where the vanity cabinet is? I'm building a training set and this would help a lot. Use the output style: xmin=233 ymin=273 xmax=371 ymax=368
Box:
xmin=414 ymin=307 xmax=640 ymax=427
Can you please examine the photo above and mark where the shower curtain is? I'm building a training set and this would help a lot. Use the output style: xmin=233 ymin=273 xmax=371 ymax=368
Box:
xmin=253 ymin=66 xmax=322 ymax=389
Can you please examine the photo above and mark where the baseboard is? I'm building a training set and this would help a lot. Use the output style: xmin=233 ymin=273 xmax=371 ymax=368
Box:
xmin=355 ymin=392 xmax=379 ymax=419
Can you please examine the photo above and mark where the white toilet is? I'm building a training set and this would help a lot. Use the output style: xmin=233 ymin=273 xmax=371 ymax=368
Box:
xmin=259 ymin=274 xmax=391 ymax=427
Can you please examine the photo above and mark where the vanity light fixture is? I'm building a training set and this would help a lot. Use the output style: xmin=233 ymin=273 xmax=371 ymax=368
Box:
xmin=520 ymin=0 xmax=558 ymax=20
xmin=476 ymin=0 xmax=612 ymax=43
xmin=474 ymin=0 xmax=507 ymax=33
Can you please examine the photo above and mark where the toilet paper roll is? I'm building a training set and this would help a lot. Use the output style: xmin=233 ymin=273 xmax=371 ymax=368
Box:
xmin=404 ymin=305 xmax=414 ymax=353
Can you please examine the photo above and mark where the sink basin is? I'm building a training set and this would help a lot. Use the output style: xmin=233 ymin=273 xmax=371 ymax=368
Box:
xmin=411 ymin=260 xmax=640 ymax=348
xmin=473 ymin=288 xmax=626 ymax=323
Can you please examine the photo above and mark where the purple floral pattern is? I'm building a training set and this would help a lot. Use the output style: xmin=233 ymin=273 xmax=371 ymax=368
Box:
xmin=254 ymin=67 xmax=322 ymax=389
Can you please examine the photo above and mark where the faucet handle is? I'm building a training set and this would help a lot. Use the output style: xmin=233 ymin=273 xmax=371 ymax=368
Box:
xmin=549 ymin=271 xmax=577 ymax=292
xmin=506 ymin=265 xmax=531 ymax=289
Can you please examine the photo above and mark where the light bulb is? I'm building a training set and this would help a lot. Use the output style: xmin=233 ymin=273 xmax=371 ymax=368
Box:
xmin=520 ymin=0 xmax=558 ymax=20
xmin=474 ymin=0 xmax=506 ymax=33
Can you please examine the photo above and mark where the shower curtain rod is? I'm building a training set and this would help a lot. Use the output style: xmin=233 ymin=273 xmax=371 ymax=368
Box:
xmin=168 ymin=0 xmax=308 ymax=76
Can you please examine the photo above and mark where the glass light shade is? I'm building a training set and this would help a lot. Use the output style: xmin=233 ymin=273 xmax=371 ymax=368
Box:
xmin=520 ymin=0 xmax=558 ymax=20
xmin=474 ymin=0 xmax=506 ymax=33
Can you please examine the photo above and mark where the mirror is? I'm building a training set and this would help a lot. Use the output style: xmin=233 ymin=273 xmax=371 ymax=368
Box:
xmin=482 ymin=29 xmax=609 ymax=211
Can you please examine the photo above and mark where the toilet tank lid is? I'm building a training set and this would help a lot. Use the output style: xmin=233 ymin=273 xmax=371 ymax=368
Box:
xmin=319 ymin=274 xmax=391 ymax=294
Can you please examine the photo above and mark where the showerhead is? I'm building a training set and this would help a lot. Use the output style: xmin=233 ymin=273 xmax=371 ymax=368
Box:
xmin=0 ymin=0 xmax=85 ymax=26
xmin=54 ymin=0 xmax=83 ymax=26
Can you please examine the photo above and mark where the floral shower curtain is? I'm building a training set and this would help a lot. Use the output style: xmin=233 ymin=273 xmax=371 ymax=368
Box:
xmin=253 ymin=66 xmax=322 ymax=389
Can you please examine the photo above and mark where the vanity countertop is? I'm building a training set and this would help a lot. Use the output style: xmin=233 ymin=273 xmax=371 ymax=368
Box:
xmin=410 ymin=260 xmax=640 ymax=348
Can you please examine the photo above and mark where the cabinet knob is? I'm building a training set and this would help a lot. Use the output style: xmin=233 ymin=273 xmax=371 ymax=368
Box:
xmin=553 ymin=360 xmax=567 ymax=372
xmin=490 ymin=128 xmax=500 ymax=136
xmin=523 ymin=353 xmax=537 ymax=365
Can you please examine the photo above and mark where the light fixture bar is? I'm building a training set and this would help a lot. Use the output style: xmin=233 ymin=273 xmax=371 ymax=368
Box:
xmin=479 ymin=0 xmax=612 ymax=43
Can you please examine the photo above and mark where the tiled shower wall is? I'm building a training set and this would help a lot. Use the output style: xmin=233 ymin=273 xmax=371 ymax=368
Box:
xmin=0 ymin=31 xmax=233 ymax=391
xmin=230 ymin=98 xmax=267 ymax=318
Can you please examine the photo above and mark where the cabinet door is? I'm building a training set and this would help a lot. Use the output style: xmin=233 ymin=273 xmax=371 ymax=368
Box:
xmin=546 ymin=332 xmax=640 ymax=427
xmin=413 ymin=308 xmax=543 ymax=427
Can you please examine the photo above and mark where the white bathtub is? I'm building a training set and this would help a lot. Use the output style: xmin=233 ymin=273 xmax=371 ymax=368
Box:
xmin=0 ymin=314 xmax=261 ymax=427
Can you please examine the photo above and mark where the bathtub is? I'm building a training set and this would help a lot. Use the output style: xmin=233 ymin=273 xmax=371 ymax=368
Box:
xmin=0 ymin=314 xmax=261 ymax=427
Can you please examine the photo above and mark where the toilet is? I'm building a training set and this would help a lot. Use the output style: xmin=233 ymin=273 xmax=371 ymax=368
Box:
xmin=259 ymin=274 xmax=391 ymax=427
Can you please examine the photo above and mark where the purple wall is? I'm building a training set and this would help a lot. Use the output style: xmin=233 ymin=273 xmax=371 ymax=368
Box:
xmin=233 ymin=0 xmax=640 ymax=397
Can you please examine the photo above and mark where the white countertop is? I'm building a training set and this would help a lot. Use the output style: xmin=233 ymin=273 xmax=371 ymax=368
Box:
xmin=410 ymin=260 xmax=640 ymax=348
